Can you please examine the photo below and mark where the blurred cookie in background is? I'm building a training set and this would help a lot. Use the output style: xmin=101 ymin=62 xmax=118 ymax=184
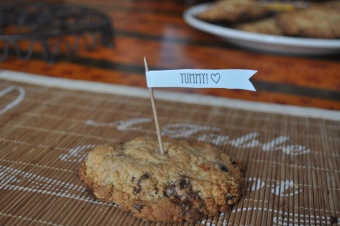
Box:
xmin=196 ymin=0 xmax=271 ymax=23
xmin=233 ymin=17 xmax=283 ymax=36
xmin=276 ymin=1 xmax=340 ymax=39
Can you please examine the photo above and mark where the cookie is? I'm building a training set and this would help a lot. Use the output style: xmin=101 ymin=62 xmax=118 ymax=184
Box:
xmin=276 ymin=1 xmax=340 ymax=39
xmin=79 ymin=136 xmax=245 ymax=222
xmin=196 ymin=0 xmax=270 ymax=23
xmin=234 ymin=17 xmax=283 ymax=36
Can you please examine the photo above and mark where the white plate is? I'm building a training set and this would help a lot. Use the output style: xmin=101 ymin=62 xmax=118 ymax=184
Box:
xmin=183 ymin=3 xmax=340 ymax=55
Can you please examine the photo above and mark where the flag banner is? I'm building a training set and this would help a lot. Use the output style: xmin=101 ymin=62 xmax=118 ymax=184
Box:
xmin=146 ymin=69 xmax=256 ymax=91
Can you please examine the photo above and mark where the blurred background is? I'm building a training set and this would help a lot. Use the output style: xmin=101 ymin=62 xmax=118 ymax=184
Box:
xmin=0 ymin=0 xmax=339 ymax=110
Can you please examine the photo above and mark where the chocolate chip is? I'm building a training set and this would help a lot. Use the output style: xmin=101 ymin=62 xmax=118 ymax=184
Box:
xmin=179 ymin=178 xmax=189 ymax=189
xmin=164 ymin=178 xmax=200 ymax=203
xmin=133 ymin=173 xmax=151 ymax=194
xmin=213 ymin=162 xmax=229 ymax=172
xmin=133 ymin=203 xmax=145 ymax=212
xmin=220 ymin=165 xmax=229 ymax=172
xmin=163 ymin=178 xmax=205 ymax=222
xmin=164 ymin=177 xmax=192 ymax=198
xmin=140 ymin=173 xmax=150 ymax=180
xmin=133 ymin=186 xmax=141 ymax=194
xmin=131 ymin=177 xmax=135 ymax=183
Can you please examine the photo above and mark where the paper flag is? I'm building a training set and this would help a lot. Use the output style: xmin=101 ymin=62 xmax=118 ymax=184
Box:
xmin=146 ymin=69 xmax=256 ymax=91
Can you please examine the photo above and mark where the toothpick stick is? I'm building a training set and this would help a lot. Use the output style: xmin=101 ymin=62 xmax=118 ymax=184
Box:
xmin=144 ymin=57 xmax=164 ymax=154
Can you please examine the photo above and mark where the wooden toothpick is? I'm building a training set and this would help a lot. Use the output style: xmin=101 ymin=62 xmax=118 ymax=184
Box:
xmin=144 ymin=57 xmax=165 ymax=154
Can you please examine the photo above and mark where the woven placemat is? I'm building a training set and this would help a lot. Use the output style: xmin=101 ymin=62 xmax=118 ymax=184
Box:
xmin=0 ymin=73 xmax=339 ymax=225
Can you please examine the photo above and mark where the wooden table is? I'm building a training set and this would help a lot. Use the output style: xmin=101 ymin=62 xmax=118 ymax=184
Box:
xmin=1 ymin=2 xmax=340 ymax=225
xmin=1 ymin=0 xmax=339 ymax=110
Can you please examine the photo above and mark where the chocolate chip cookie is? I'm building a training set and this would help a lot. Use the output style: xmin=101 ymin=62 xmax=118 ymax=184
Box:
xmin=79 ymin=136 xmax=245 ymax=222
xmin=276 ymin=1 xmax=340 ymax=39
xmin=234 ymin=17 xmax=283 ymax=36
xmin=196 ymin=0 xmax=270 ymax=23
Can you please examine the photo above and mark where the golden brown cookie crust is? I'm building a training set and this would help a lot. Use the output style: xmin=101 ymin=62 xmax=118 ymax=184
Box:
xmin=79 ymin=136 xmax=245 ymax=222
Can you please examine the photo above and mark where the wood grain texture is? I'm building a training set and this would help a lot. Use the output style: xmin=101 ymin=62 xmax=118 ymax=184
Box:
xmin=0 ymin=0 xmax=339 ymax=110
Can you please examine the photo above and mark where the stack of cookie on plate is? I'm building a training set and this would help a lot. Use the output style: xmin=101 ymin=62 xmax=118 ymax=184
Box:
xmin=196 ymin=0 xmax=340 ymax=39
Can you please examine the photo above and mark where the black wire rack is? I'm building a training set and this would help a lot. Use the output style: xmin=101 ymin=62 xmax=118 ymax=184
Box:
xmin=0 ymin=3 xmax=114 ymax=62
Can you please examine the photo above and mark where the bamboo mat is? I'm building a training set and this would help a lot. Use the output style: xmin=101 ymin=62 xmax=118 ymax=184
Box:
xmin=0 ymin=72 xmax=339 ymax=226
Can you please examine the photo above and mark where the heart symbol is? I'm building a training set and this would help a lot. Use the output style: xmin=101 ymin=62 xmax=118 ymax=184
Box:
xmin=211 ymin=73 xmax=220 ymax=84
